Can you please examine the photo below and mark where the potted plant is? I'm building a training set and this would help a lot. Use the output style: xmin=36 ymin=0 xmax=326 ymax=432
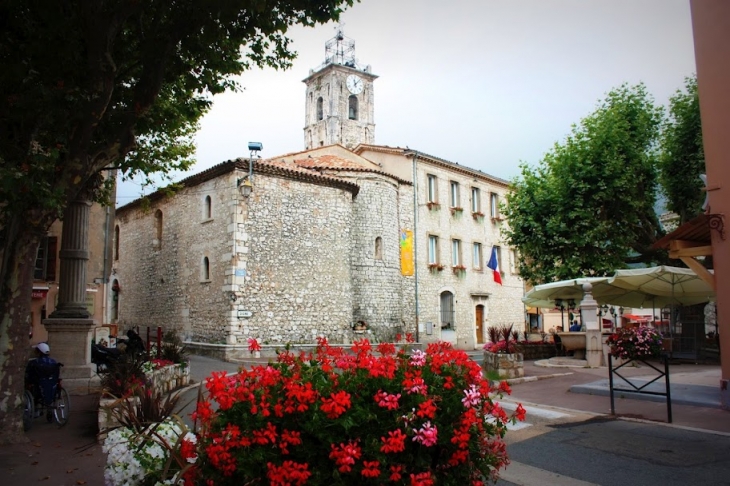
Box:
xmin=606 ymin=326 xmax=663 ymax=361
xmin=452 ymin=264 xmax=467 ymax=275
xmin=483 ymin=324 xmax=524 ymax=379
xmin=427 ymin=263 xmax=445 ymax=273
xmin=472 ymin=211 xmax=485 ymax=221
xmin=449 ymin=206 xmax=463 ymax=216
xmin=426 ymin=201 xmax=441 ymax=211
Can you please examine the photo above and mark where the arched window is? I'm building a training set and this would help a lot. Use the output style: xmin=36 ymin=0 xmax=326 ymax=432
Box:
xmin=154 ymin=210 xmax=163 ymax=250
xmin=440 ymin=291 xmax=455 ymax=330
xmin=114 ymin=225 xmax=120 ymax=261
xmin=204 ymin=195 xmax=212 ymax=219
xmin=202 ymin=257 xmax=210 ymax=281
xmin=374 ymin=237 xmax=383 ymax=260
xmin=348 ymin=95 xmax=358 ymax=120
xmin=111 ymin=279 xmax=120 ymax=321
xmin=317 ymin=97 xmax=324 ymax=121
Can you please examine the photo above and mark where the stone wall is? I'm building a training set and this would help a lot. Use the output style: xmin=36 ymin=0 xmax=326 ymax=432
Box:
xmin=116 ymin=169 xmax=356 ymax=345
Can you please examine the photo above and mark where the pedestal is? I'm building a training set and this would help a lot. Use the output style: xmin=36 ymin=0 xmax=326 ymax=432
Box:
xmin=43 ymin=317 xmax=100 ymax=395
xmin=585 ymin=329 xmax=603 ymax=368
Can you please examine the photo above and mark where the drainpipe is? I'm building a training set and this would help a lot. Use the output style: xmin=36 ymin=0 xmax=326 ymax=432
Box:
xmin=411 ymin=151 xmax=420 ymax=342
xmin=102 ymin=205 xmax=110 ymax=323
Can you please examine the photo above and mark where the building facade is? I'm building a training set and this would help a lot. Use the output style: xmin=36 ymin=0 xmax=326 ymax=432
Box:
xmin=114 ymin=31 xmax=525 ymax=357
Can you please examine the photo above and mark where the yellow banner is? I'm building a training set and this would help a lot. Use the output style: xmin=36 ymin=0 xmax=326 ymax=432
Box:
xmin=400 ymin=230 xmax=414 ymax=276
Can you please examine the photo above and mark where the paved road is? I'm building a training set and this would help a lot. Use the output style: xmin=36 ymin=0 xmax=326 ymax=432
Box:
xmin=495 ymin=399 xmax=730 ymax=486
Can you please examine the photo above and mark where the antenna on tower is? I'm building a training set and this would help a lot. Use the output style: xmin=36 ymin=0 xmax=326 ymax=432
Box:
xmin=324 ymin=23 xmax=358 ymax=69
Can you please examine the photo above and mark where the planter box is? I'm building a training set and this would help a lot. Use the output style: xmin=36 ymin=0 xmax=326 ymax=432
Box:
xmin=483 ymin=351 xmax=524 ymax=379
xmin=98 ymin=363 xmax=190 ymax=436
xmin=514 ymin=343 xmax=557 ymax=360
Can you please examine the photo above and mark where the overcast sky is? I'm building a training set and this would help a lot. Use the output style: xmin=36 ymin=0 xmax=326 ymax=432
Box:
xmin=116 ymin=0 xmax=697 ymax=206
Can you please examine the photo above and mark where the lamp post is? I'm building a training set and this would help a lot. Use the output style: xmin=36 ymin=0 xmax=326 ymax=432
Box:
xmin=238 ymin=141 xmax=263 ymax=197
xmin=555 ymin=298 xmax=565 ymax=332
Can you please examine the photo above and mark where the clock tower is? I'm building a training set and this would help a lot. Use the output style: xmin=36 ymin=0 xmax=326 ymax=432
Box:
xmin=303 ymin=28 xmax=377 ymax=149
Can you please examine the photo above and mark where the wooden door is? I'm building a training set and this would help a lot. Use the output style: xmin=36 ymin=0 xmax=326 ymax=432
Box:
xmin=475 ymin=305 xmax=484 ymax=344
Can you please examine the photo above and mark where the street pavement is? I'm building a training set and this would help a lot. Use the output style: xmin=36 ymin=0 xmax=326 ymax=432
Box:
xmin=1 ymin=353 xmax=727 ymax=485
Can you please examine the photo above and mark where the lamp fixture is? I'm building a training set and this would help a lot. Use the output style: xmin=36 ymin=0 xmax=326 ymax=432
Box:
xmin=238 ymin=176 xmax=253 ymax=198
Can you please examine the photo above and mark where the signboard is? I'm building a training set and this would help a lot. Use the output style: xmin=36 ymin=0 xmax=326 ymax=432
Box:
xmin=237 ymin=310 xmax=253 ymax=318
xmin=31 ymin=288 xmax=49 ymax=299
xmin=400 ymin=230 xmax=414 ymax=276
xmin=235 ymin=269 xmax=247 ymax=277
xmin=95 ymin=326 xmax=111 ymax=347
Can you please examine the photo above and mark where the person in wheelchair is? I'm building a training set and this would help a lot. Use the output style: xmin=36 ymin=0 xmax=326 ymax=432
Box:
xmin=25 ymin=342 xmax=60 ymax=416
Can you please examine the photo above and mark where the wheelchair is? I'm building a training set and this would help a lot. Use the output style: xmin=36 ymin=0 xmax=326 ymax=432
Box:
xmin=23 ymin=362 xmax=70 ymax=430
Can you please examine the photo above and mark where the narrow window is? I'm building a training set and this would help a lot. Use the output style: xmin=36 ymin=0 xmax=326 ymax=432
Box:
xmin=34 ymin=236 xmax=57 ymax=281
xmin=427 ymin=174 xmax=438 ymax=203
xmin=317 ymin=97 xmax=324 ymax=121
xmin=202 ymin=257 xmax=210 ymax=281
xmin=374 ymin=237 xmax=383 ymax=260
xmin=428 ymin=235 xmax=439 ymax=264
xmin=490 ymin=192 xmax=499 ymax=218
xmin=440 ymin=291 xmax=455 ymax=330
xmin=511 ymin=248 xmax=519 ymax=274
xmin=154 ymin=209 xmax=163 ymax=250
xmin=114 ymin=225 xmax=120 ymax=261
xmin=473 ymin=242 xmax=482 ymax=269
xmin=204 ymin=195 xmax=212 ymax=219
xmin=450 ymin=181 xmax=460 ymax=208
xmin=348 ymin=95 xmax=358 ymax=120
xmin=111 ymin=279 xmax=120 ymax=321
xmin=452 ymin=239 xmax=462 ymax=266
xmin=471 ymin=187 xmax=481 ymax=213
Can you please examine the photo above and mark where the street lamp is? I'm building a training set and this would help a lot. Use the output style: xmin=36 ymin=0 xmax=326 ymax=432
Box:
xmin=555 ymin=298 xmax=565 ymax=332
xmin=238 ymin=142 xmax=263 ymax=197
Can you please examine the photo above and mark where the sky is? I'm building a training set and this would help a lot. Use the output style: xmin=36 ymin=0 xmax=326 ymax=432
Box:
xmin=116 ymin=0 xmax=697 ymax=206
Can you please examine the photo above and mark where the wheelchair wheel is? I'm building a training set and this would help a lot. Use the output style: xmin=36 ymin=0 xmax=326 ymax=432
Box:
xmin=23 ymin=390 xmax=34 ymax=431
xmin=53 ymin=388 xmax=70 ymax=426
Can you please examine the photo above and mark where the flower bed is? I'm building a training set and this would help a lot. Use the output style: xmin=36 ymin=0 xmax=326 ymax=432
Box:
xmin=183 ymin=338 xmax=524 ymax=485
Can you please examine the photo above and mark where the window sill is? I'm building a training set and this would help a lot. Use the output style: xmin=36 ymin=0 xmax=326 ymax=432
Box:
xmin=201 ymin=218 xmax=214 ymax=224
xmin=200 ymin=279 xmax=211 ymax=284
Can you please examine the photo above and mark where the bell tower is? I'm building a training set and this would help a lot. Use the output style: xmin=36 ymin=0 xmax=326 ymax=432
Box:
xmin=303 ymin=27 xmax=377 ymax=149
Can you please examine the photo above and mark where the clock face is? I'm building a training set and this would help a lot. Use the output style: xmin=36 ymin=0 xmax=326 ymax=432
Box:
xmin=346 ymin=74 xmax=364 ymax=94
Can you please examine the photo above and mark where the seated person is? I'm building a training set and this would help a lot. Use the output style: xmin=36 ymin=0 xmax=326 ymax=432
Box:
xmin=569 ymin=320 xmax=581 ymax=332
xmin=25 ymin=342 xmax=59 ymax=403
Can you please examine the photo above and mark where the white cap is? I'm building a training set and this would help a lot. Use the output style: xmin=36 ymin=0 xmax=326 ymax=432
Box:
xmin=35 ymin=342 xmax=50 ymax=355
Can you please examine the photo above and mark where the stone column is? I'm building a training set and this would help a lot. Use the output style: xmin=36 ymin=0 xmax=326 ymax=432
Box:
xmin=50 ymin=198 xmax=92 ymax=318
xmin=44 ymin=197 xmax=98 ymax=395
xmin=579 ymin=283 xmax=603 ymax=368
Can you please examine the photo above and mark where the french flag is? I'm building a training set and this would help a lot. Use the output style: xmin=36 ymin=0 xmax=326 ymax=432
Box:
xmin=487 ymin=246 xmax=502 ymax=285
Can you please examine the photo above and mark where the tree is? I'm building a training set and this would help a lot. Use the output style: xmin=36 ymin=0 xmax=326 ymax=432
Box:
xmin=0 ymin=0 xmax=353 ymax=443
xmin=502 ymin=83 xmax=666 ymax=285
xmin=659 ymin=75 xmax=705 ymax=224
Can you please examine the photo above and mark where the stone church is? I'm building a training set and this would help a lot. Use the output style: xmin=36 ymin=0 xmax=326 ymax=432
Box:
xmin=114 ymin=30 xmax=524 ymax=359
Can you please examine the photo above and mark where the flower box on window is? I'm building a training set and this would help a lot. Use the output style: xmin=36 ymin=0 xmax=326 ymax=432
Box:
xmin=449 ymin=206 xmax=463 ymax=216
xmin=427 ymin=201 xmax=441 ymax=211
xmin=491 ymin=215 xmax=504 ymax=223
xmin=428 ymin=263 xmax=445 ymax=272
xmin=472 ymin=211 xmax=485 ymax=221
xmin=452 ymin=264 xmax=467 ymax=275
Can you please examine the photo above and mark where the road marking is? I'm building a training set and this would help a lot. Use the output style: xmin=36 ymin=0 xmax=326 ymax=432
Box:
xmin=499 ymin=401 xmax=571 ymax=420
xmin=500 ymin=460 xmax=600 ymax=486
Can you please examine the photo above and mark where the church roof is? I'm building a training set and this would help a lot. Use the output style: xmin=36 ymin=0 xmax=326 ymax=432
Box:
xmin=290 ymin=152 xmax=412 ymax=185
xmin=116 ymin=157 xmax=360 ymax=213
xmin=354 ymin=144 xmax=511 ymax=188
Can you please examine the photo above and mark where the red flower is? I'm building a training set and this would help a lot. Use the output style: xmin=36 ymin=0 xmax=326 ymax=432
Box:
xmin=416 ymin=398 xmax=437 ymax=419
xmin=329 ymin=440 xmax=362 ymax=473
xmin=266 ymin=461 xmax=311 ymax=486
xmin=380 ymin=429 xmax=407 ymax=453
xmin=248 ymin=337 xmax=262 ymax=352
xmin=410 ymin=471 xmax=434 ymax=486
xmin=320 ymin=390 xmax=351 ymax=419
xmin=390 ymin=465 xmax=404 ymax=481
xmin=514 ymin=403 xmax=526 ymax=421
xmin=361 ymin=460 xmax=381 ymax=478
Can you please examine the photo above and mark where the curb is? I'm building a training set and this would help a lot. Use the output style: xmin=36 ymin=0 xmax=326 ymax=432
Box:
xmin=506 ymin=372 xmax=574 ymax=385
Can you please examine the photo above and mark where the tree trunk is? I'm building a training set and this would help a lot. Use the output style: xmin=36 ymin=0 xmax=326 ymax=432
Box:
xmin=0 ymin=218 xmax=44 ymax=444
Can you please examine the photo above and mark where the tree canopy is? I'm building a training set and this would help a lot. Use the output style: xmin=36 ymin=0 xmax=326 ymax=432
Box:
xmin=502 ymin=83 xmax=667 ymax=285
xmin=659 ymin=75 xmax=705 ymax=224
xmin=0 ymin=0 xmax=354 ymax=444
